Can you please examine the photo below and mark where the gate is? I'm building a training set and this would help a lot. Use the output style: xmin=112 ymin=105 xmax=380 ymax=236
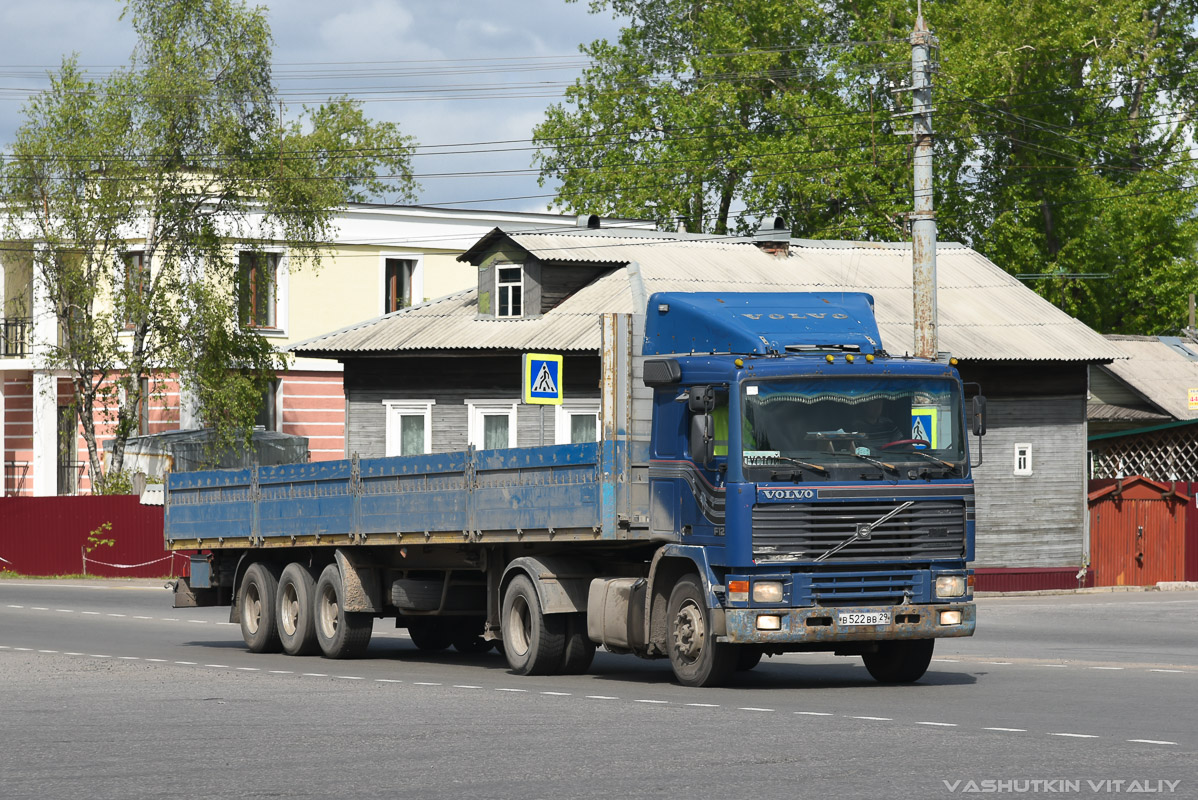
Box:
xmin=1088 ymin=477 xmax=1189 ymax=587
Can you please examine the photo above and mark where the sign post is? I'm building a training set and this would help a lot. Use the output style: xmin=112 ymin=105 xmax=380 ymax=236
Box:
xmin=524 ymin=353 xmax=564 ymax=446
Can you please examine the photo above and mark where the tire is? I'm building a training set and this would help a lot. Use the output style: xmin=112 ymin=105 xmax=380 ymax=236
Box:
xmin=276 ymin=563 xmax=319 ymax=656
xmin=862 ymin=639 xmax=935 ymax=684
xmin=736 ymin=645 xmax=764 ymax=672
xmin=501 ymin=574 xmax=565 ymax=675
xmin=239 ymin=562 xmax=282 ymax=653
xmin=451 ymin=618 xmax=495 ymax=655
xmin=558 ymin=613 xmax=596 ymax=675
xmin=666 ymin=574 xmax=737 ymax=687
xmin=314 ymin=563 xmax=373 ymax=659
xmin=407 ymin=618 xmax=452 ymax=651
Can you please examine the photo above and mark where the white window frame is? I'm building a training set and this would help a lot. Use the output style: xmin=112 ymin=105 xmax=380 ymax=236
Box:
xmin=383 ymin=400 xmax=435 ymax=457
xmin=1014 ymin=443 xmax=1033 ymax=476
xmin=467 ymin=399 xmax=518 ymax=450
xmin=378 ymin=253 xmax=425 ymax=316
xmin=236 ymin=246 xmax=289 ymax=337
xmin=554 ymin=400 xmax=601 ymax=445
xmin=495 ymin=265 xmax=524 ymax=318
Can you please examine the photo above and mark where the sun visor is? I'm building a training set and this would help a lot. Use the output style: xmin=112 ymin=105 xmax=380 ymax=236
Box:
xmin=642 ymin=292 xmax=883 ymax=356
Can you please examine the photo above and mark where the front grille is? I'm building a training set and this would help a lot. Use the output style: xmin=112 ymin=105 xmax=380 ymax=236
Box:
xmin=753 ymin=500 xmax=966 ymax=563
xmin=808 ymin=570 xmax=921 ymax=605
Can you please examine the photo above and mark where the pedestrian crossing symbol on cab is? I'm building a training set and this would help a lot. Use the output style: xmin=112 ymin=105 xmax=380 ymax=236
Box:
xmin=523 ymin=353 xmax=563 ymax=405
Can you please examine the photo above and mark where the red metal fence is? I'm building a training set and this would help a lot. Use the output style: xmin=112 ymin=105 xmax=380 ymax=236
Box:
xmin=0 ymin=496 xmax=186 ymax=578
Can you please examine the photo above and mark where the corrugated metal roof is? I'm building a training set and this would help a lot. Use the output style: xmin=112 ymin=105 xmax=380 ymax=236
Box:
xmin=1099 ymin=336 xmax=1198 ymax=420
xmin=1086 ymin=402 xmax=1171 ymax=423
xmin=294 ymin=232 xmax=1121 ymax=362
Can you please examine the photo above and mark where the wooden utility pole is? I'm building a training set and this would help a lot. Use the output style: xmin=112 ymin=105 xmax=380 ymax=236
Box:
xmin=908 ymin=11 xmax=938 ymax=358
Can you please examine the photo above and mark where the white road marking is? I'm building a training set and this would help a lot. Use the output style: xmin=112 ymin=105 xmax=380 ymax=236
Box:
xmin=118 ymin=656 xmax=139 ymax=661
xmin=31 ymin=607 xmax=48 ymax=611
xmin=851 ymin=716 xmax=892 ymax=721
xmin=982 ymin=661 xmax=1012 ymax=665
xmin=81 ymin=611 xmax=100 ymax=616
xmin=90 ymin=654 xmax=111 ymax=659
xmin=1038 ymin=664 xmax=1068 ymax=668
xmin=495 ymin=688 xmax=526 ymax=693
xmin=916 ymin=722 xmax=958 ymax=727
xmin=634 ymin=699 xmax=668 ymax=704
xmin=414 ymin=682 xmax=441 ymax=686
xmin=236 ymin=667 xmax=259 ymax=672
xmin=933 ymin=658 xmax=960 ymax=663
xmin=204 ymin=664 xmax=228 ymax=668
xmin=55 ymin=609 xmax=73 ymax=613
xmin=984 ymin=727 xmax=1027 ymax=732
xmin=1049 ymin=733 xmax=1099 ymax=738
xmin=453 ymin=685 xmax=482 ymax=689
xmin=187 ymin=620 xmax=207 ymax=625
xmin=106 ymin=614 xmax=126 ymax=618
xmin=687 ymin=703 xmax=720 ymax=708
xmin=1128 ymin=739 xmax=1177 ymax=746
xmin=375 ymin=679 xmax=403 ymax=683
xmin=269 ymin=670 xmax=294 ymax=674
xmin=132 ymin=616 xmax=152 ymax=620
xmin=1149 ymin=669 xmax=1184 ymax=673
xmin=1090 ymin=666 xmax=1124 ymax=671
xmin=301 ymin=673 xmax=327 ymax=677
xmin=37 ymin=650 xmax=58 ymax=654
xmin=796 ymin=711 xmax=834 ymax=716
xmin=174 ymin=661 xmax=197 ymax=665
xmin=334 ymin=676 xmax=364 ymax=680
xmin=145 ymin=659 xmax=166 ymax=663
xmin=540 ymin=691 xmax=571 ymax=696
xmin=64 ymin=652 xmax=83 ymax=656
xmin=739 ymin=707 xmax=774 ymax=712
xmin=6 ymin=605 xmax=23 ymax=608
xmin=161 ymin=618 xmax=178 ymax=621
xmin=587 ymin=695 xmax=619 ymax=700
xmin=12 ymin=647 xmax=31 ymax=651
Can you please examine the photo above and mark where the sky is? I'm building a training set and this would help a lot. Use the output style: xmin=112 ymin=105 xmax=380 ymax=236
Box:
xmin=0 ymin=0 xmax=628 ymax=213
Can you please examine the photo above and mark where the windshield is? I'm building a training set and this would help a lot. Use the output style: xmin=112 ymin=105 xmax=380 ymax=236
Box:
xmin=741 ymin=376 xmax=965 ymax=479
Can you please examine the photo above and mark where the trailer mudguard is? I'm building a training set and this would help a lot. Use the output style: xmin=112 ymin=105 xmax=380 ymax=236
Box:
xmin=501 ymin=556 xmax=593 ymax=615
xmin=335 ymin=549 xmax=383 ymax=613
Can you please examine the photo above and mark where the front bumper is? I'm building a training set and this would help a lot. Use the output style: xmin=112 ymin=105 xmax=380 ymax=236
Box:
xmin=723 ymin=602 xmax=976 ymax=644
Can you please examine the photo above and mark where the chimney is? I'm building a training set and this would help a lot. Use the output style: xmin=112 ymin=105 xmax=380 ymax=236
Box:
xmin=754 ymin=216 xmax=790 ymax=258
xmin=576 ymin=214 xmax=601 ymax=230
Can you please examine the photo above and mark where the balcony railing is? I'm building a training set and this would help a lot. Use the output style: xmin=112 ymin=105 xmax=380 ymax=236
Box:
xmin=5 ymin=461 xmax=29 ymax=496
xmin=58 ymin=461 xmax=88 ymax=496
xmin=2 ymin=317 xmax=31 ymax=357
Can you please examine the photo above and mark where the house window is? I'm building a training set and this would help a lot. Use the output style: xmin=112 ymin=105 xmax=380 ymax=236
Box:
xmin=385 ymin=258 xmax=415 ymax=313
xmin=496 ymin=266 xmax=523 ymax=318
xmin=238 ymin=251 xmax=279 ymax=329
xmin=384 ymin=400 xmax=435 ymax=456
xmin=122 ymin=252 xmax=148 ymax=329
xmin=555 ymin=401 xmax=600 ymax=444
xmin=1014 ymin=443 xmax=1033 ymax=476
xmin=467 ymin=400 xmax=518 ymax=450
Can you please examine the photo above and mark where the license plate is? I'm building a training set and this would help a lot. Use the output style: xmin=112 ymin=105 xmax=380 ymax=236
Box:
xmin=838 ymin=611 xmax=891 ymax=626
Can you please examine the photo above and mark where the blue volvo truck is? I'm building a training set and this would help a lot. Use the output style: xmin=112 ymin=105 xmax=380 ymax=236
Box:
xmin=167 ymin=291 xmax=982 ymax=687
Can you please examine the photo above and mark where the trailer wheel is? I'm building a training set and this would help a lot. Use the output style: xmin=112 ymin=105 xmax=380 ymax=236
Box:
xmin=450 ymin=618 xmax=494 ymax=655
xmin=558 ymin=613 xmax=596 ymax=674
xmin=407 ymin=618 xmax=452 ymax=651
xmin=276 ymin=563 xmax=319 ymax=656
xmin=666 ymin=574 xmax=737 ymax=687
xmin=862 ymin=639 xmax=935 ymax=684
xmin=501 ymin=574 xmax=565 ymax=675
xmin=314 ymin=564 xmax=372 ymax=659
xmin=239 ymin=563 xmax=283 ymax=653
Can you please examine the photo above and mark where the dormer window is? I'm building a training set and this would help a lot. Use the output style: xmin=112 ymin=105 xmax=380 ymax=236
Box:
xmin=497 ymin=266 xmax=523 ymax=318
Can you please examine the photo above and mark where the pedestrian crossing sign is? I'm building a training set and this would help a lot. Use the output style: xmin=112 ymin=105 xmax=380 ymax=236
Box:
xmin=910 ymin=407 xmax=938 ymax=449
xmin=523 ymin=353 xmax=563 ymax=405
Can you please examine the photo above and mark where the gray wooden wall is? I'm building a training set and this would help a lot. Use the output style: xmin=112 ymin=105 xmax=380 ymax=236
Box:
xmin=970 ymin=394 xmax=1088 ymax=567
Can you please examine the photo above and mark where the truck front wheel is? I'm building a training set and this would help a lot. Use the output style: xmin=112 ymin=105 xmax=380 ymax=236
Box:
xmin=501 ymin=575 xmax=565 ymax=675
xmin=862 ymin=639 xmax=935 ymax=683
xmin=239 ymin=563 xmax=282 ymax=653
xmin=314 ymin=564 xmax=373 ymax=659
xmin=666 ymin=574 xmax=737 ymax=688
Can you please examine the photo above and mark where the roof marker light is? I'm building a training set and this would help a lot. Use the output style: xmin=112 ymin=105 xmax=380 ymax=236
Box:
xmin=825 ymin=354 xmax=834 ymax=363
xmin=845 ymin=354 xmax=855 ymax=363
xmin=734 ymin=358 xmax=744 ymax=368
xmin=866 ymin=354 xmax=875 ymax=363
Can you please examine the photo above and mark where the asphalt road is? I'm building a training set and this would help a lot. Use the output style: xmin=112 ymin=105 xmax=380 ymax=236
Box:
xmin=1 ymin=579 xmax=1194 ymax=800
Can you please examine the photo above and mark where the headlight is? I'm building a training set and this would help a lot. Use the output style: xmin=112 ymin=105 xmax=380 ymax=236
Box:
xmin=752 ymin=581 xmax=784 ymax=603
xmin=936 ymin=575 xmax=966 ymax=598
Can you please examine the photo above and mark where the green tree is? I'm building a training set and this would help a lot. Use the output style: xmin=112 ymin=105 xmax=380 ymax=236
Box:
xmin=2 ymin=0 xmax=418 ymax=490
xmin=537 ymin=0 xmax=1198 ymax=334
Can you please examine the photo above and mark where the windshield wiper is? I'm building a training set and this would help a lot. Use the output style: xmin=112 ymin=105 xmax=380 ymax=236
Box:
xmin=901 ymin=449 xmax=962 ymax=472
xmin=762 ymin=455 xmax=829 ymax=475
xmin=850 ymin=451 xmax=899 ymax=474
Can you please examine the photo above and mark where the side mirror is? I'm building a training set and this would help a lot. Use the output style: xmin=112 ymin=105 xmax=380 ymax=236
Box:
xmin=690 ymin=413 xmax=715 ymax=464
xmin=971 ymin=395 xmax=987 ymax=437
xmin=687 ymin=385 xmax=716 ymax=413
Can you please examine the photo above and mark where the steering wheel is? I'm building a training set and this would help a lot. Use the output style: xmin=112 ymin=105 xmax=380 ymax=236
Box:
xmin=880 ymin=438 xmax=930 ymax=450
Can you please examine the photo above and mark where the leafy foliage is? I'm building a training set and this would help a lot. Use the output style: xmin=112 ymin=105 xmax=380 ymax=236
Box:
xmin=2 ymin=0 xmax=419 ymax=490
xmin=537 ymin=0 xmax=1198 ymax=334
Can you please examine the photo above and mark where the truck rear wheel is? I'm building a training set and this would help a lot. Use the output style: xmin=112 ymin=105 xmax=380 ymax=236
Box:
xmin=276 ymin=563 xmax=319 ymax=656
xmin=239 ymin=562 xmax=282 ymax=653
xmin=314 ymin=564 xmax=372 ymax=659
xmin=501 ymin=574 xmax=565 ymax=675
xmin=558 ymin=613 xmax=595 ymax=674
xmin=862 ymin=639 xmax=935 ymax=683
xmin=666 ymin=574 xmax=737 ymax=687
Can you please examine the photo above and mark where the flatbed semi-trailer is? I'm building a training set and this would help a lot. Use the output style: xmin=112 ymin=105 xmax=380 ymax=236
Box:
xmin=167 ymin=292 xmax=981 ymax=686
